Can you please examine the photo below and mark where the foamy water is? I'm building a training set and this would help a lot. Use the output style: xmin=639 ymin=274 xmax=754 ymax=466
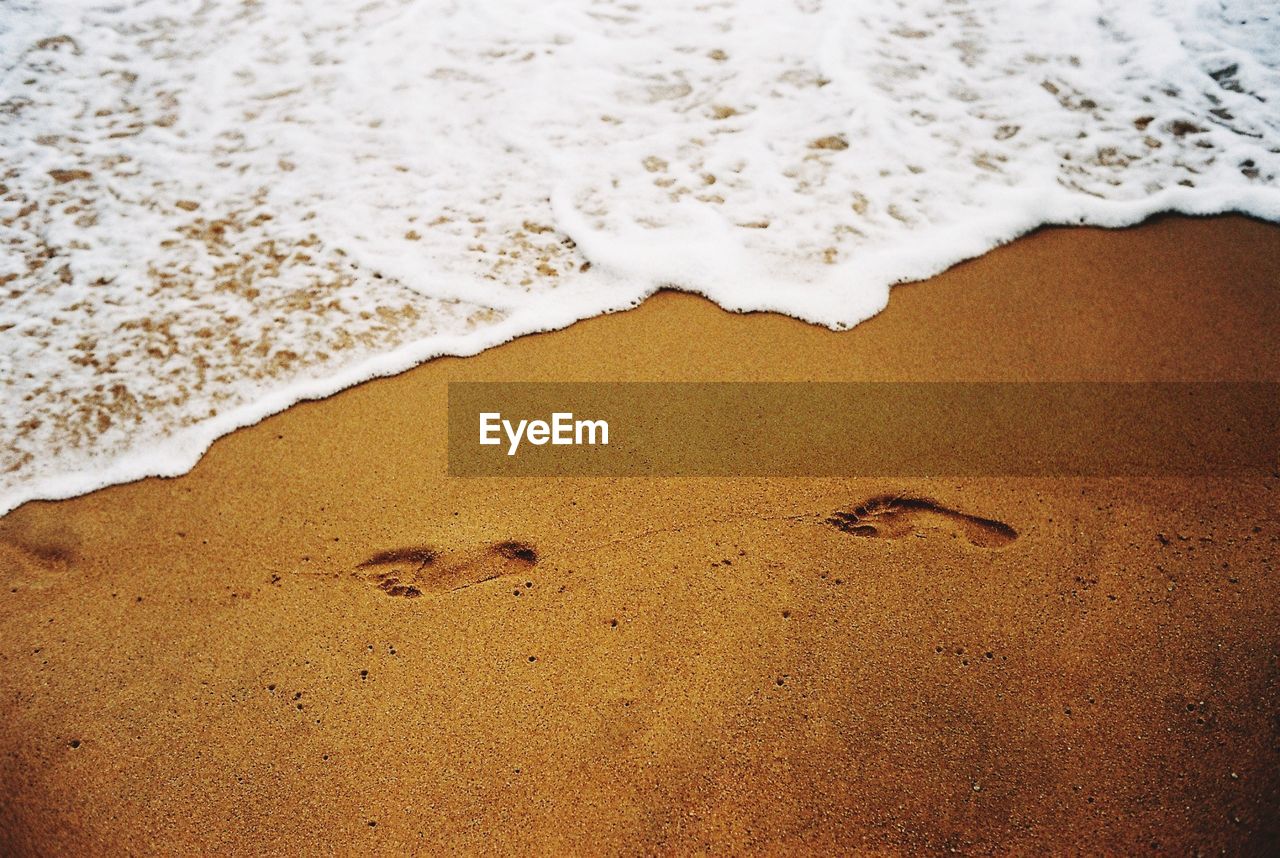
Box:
xmin=2 ymin=0 xmax=1278 ymax=513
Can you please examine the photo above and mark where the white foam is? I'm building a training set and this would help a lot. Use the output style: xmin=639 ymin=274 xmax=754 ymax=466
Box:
xmin=2 ymin=0 xmax=1278 ymax=514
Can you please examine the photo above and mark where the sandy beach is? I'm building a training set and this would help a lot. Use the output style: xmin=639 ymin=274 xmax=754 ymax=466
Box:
xmin=0 ymin=215 xmax=1277 ymax=853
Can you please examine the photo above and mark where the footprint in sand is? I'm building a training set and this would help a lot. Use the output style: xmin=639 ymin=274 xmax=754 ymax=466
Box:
xmin=355 ymin=541 xmax=538 ymax=598
xmin=827 ymin=495 xmax=1017 ymax=549
xmin=0 ymin=538 xmax=75 ymax=592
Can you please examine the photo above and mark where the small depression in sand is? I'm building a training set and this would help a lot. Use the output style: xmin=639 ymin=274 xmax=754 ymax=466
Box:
xmin=354 ymin=540 xmax=539 ymax=597
xmin=827 ymin=495 xmax=1018 ymax=549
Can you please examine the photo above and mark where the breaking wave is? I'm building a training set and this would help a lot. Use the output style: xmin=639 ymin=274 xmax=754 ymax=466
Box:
xmin=1 ymin=0 xmax=1278 ymax=513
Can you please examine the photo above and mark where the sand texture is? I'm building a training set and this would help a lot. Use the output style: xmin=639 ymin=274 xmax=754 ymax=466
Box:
xmin=0 ymin=216 xmax=1277 ymax=854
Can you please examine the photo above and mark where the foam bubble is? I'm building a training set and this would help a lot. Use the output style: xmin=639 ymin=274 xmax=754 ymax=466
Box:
xmin=2 ymin=0 xmax=1278 ymax=513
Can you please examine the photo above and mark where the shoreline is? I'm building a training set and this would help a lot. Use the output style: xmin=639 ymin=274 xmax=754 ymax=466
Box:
xmin=1 ymin=215 xmax=1278 ymax=853
xmin=7 ymin=209 xmax=1280 ymax=518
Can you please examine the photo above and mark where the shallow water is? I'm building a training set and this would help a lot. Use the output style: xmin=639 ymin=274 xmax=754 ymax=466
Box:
xmin=2 ymin=0 xmax=1278 ymax=513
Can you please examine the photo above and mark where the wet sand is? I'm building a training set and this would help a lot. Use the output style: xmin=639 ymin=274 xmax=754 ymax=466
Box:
xmin=0 ymin=215 xmax=1277 ymax=854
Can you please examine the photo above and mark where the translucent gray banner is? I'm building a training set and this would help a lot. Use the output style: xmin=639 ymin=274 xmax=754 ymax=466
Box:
xmin=448 ymin=382 xmax=1279 ymax=477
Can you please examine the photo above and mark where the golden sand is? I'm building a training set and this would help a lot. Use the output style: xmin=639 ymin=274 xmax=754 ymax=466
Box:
xmin=1 ymin=216 xmax=1277 ymax=853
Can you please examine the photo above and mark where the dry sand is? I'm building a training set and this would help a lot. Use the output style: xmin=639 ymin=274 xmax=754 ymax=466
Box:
xmin=0 ymin=215 xmax=1277 ymax=854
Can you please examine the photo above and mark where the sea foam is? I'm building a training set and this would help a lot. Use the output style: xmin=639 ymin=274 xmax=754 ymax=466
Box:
xmin=1 ymin=0 xmax=1278 ymax=514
